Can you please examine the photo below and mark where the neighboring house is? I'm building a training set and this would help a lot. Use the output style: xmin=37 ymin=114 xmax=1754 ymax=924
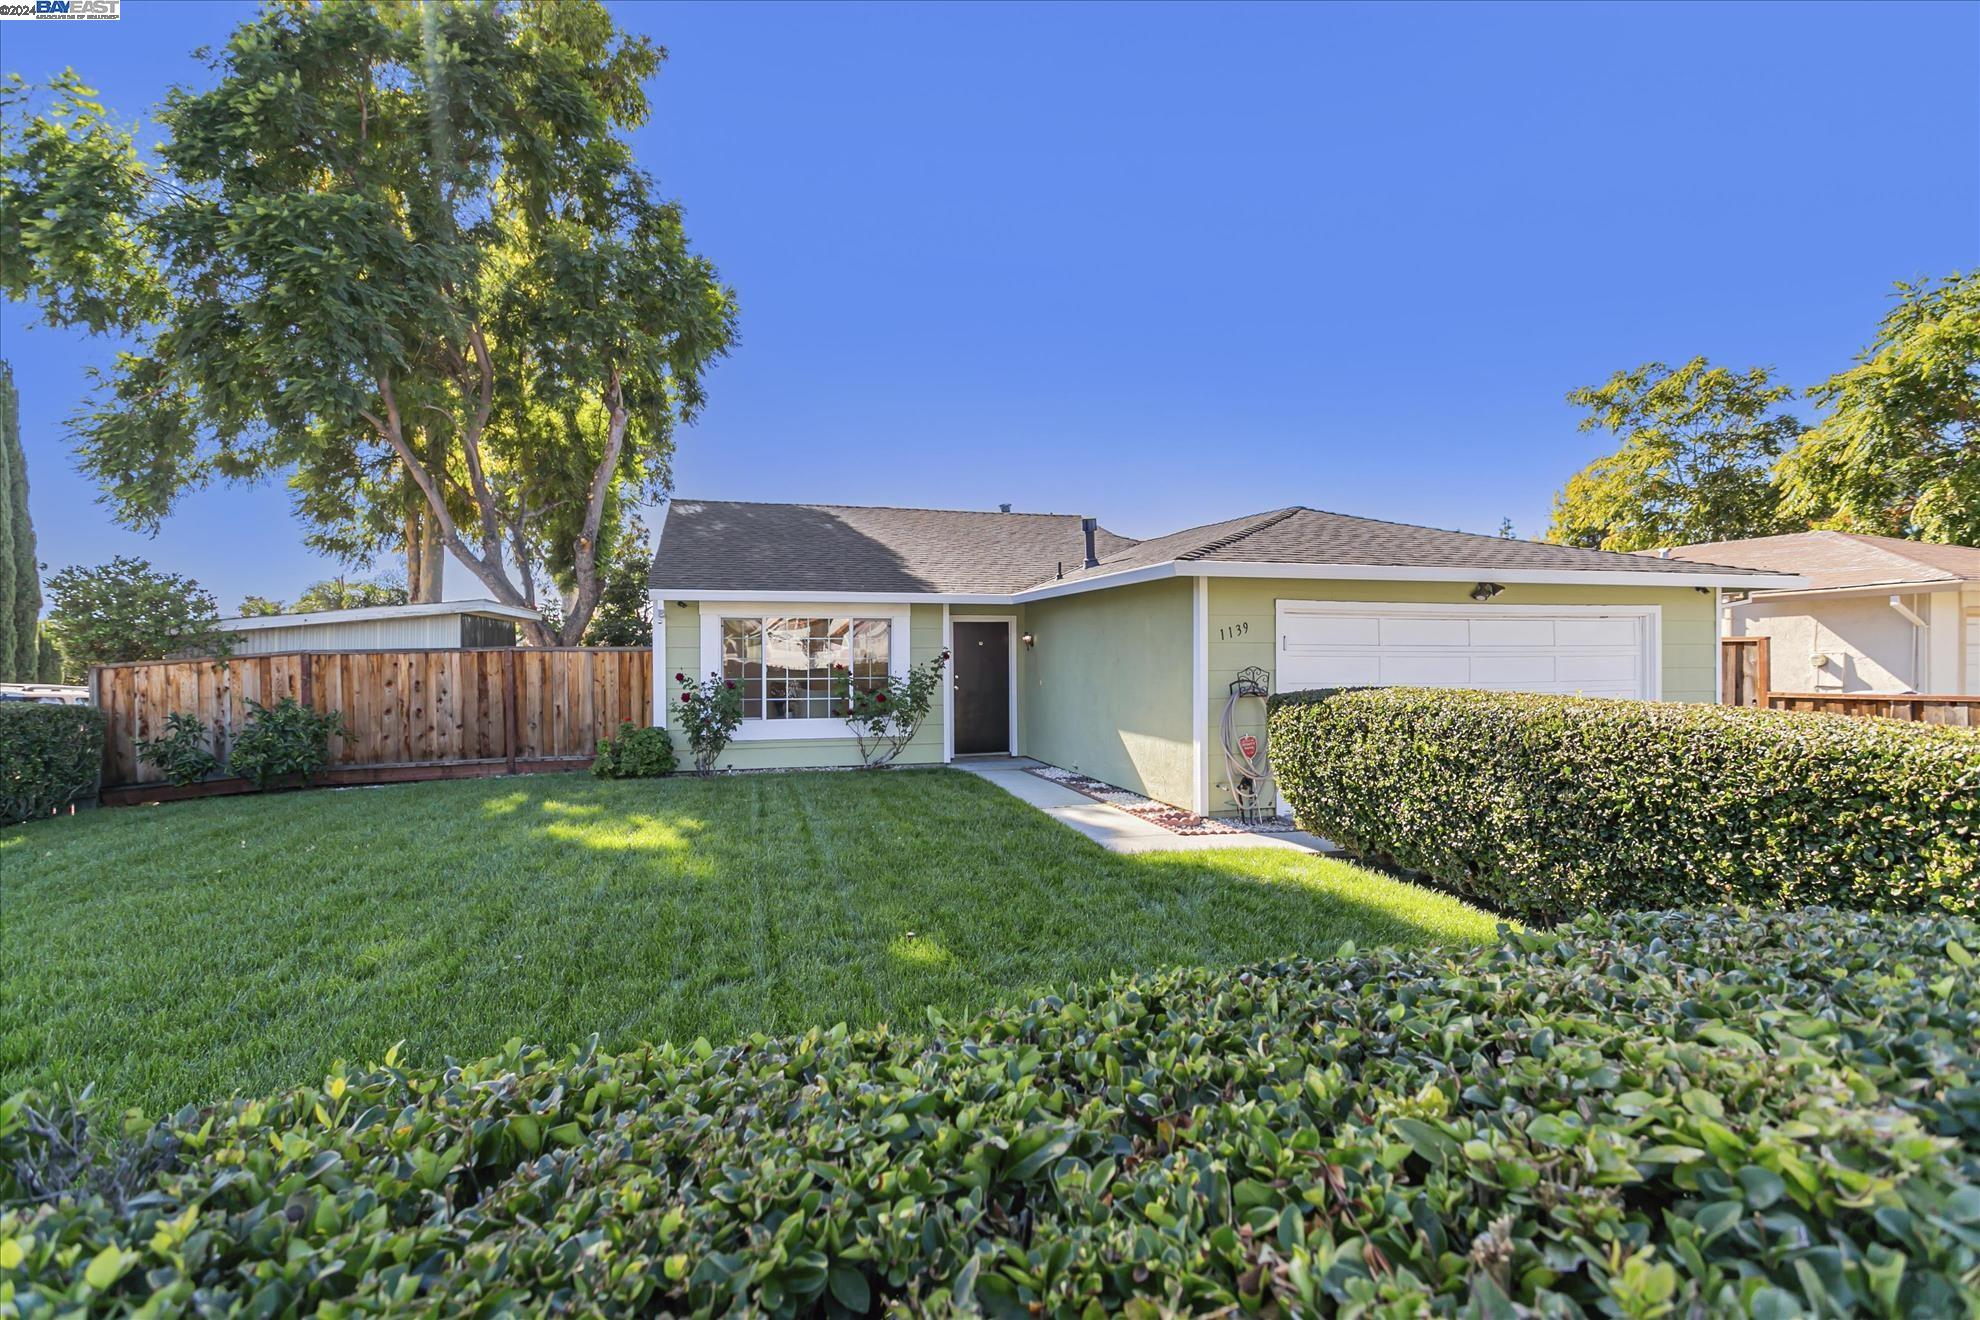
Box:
xmin=1656 ymin=532 xmax=1980 ymax=695
xmin=213 ymin=600 xmax=539 ymax=654
xmin=649 ymin=500 xmax=1797 ymax=815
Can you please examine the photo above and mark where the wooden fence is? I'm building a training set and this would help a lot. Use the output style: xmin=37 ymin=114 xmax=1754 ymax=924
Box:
xmin=1764 ymin=691 xmax=1980 ymax=726
xmin=90 ymin=648 xmax=652 ymax=802
xmin=1720 ymin=636 xmax=1771 ymax=707
xmin=1719 ymin=637 xmax=1980 ymax=726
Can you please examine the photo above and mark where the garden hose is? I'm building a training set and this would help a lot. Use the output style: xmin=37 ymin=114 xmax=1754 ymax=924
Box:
xmin=1218 ymin=670 xmax=1273 ymax=821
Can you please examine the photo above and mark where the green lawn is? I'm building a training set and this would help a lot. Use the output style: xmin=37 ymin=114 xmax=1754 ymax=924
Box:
xmin=1 ymin=769 xmax=1498 ymax=1113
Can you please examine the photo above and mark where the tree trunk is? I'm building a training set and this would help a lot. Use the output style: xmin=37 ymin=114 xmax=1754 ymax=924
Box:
xmin=415 ymin=510 xmax=445 ymax=602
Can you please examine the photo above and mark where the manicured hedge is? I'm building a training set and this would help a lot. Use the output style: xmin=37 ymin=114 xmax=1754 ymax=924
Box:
xmin=0 ymin=702 xmax=103 ymax=827
xmin=4 ymin=908 xmax=1977 ymax=1314
xmin=1270 ymin=687 xmax=1980 ymax=923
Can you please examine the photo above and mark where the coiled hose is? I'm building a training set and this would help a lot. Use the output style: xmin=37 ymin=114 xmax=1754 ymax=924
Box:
xmin=1219 ymin=688 xmax=1273 ymax=821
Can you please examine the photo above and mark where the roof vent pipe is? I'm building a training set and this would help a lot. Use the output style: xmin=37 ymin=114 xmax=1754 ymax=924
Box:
xmin=999 ymin=503 xmax=1011 ymax=513
xmin=1081 ymin=517 xmax=1099 ymax=569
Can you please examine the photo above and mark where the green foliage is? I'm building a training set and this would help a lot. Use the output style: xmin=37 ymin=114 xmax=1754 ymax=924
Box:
xmin=580 ymin=512 xmax=654 ymax=646
xmin=226 ymin=698 xmax=345 ymax=791
xmin=292 ymin=576 xmax=408 ymax=613
xmin=3 ymin=907 xmax=1976 ymax=1314
xmin=591 ymin=720 xmax=676 ymax=778
xmin=43 ymin=556 xmax=226 ymax=671
xmin=0 ymin=4 xmax=737 ymax=644
xmin=671 ymin=670 xmax=742 ymax=775
xmin=1779 ymin=272 xmax=1980 ymax=543
xmin=34 ymin=630 xmax=59 ymax=684
xmin=1270 ymin=687 xmax=1980 ymax=923
xmin=0 ymin=361 xmax=41 ymax=681
xmin=0 ymin=703 xmax=103 ymax=826
xmin=1547 ymin=357 xmax=1802 ymax=551
xmin=237 ymin=577 xmax=409 ymax=618
xmin=132 ymin=711 xmax=218 ymax=788
xmin=835 ymin=647 xmax=950 ymax=768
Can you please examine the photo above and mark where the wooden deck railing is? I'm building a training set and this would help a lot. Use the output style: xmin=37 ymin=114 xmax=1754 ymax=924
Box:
xmin=1719 ymin=637 xmax=1980 ymax=725
xmin=1763 ymin=691 xmax=1980 ymax=726
xmin=89 ymin=647 xmax=653 ymax=802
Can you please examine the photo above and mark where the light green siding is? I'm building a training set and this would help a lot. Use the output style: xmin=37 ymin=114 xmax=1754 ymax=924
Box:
xmin=1203 ymin=577 xmax=1720 ymax=814
xmin=660 ymin=601 xmax=947 ymax=770
xmin=1020 ymin=577 xmax=1195 ymax=806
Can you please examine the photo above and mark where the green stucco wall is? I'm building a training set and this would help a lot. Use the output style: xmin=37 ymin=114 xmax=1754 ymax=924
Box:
xmin=660 ymin=601 xmax=947 ymax=769
xmin=1203 ymin=577 xmax=1719 ymax=814
xmin=1020 ymin=577 xmax=1195 ymax=807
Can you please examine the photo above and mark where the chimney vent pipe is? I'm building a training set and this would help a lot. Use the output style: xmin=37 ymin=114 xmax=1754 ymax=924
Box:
xmin=1081 ymin=517 xmax=1099 ymax=569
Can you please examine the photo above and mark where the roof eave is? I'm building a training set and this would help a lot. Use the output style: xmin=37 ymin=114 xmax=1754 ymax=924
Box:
xmin=215 ymin=600 xmax=541 ymax=630
xmin=1172 ymin=561 xmax=1809 ymax=590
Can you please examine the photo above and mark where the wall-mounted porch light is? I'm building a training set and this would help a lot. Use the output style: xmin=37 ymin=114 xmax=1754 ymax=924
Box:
xmin=1469 ymin=582 xmax=1504 ymax=602
xmin=1021 ymin=632 xmax=1035 ymax=649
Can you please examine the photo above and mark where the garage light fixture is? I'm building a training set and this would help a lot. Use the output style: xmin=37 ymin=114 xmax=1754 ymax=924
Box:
xmin=1469 ymin=582 xmax=1504 ymax=602
xmin=1021 ymin=632 xmax=1035 ymax=649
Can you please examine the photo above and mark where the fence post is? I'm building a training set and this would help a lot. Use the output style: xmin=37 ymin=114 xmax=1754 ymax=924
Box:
xmin=503 ymin=648 xmax=520 ymax=775
xmin=1752 ymin=636 xmax=1771 ymax=706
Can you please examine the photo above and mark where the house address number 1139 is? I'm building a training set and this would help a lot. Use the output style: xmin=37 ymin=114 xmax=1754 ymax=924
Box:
xmin=1218 ymin=621 xmax=1250 ymax=641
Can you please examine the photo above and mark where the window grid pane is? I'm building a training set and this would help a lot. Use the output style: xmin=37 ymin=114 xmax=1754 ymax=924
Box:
xmin=720 ymin=616 xmax=891 ymax=720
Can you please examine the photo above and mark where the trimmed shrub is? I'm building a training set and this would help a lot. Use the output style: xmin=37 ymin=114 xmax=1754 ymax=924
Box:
xmin=1270 ymin=687 xmax=1980 ymax=923
xmin=591 ymin=720 xmax=678 ymax=778
xmin=226 ymin=697 xmax=345 ymax=790
xmin=0 ymin=703 xmax=103 ymax=826
xmin=3 ymin=908 xmax=1977 ymax=1314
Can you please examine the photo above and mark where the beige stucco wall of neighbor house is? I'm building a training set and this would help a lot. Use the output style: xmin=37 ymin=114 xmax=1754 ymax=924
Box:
xmin=1725 ymin=589 xmax=1967 ymax=694
xmin=1020 ymin=577 xmax=1195 ymax=808
xmin=659 ymin=601 xmax=946 ymax=769
xmin=1205 ymin=578 xmax=1722 ymax=816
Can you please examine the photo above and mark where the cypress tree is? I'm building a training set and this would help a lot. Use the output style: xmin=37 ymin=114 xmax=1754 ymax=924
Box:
xmin=0 ymin=363 xmax=17 ymax=681
xmin=0 ymin=363 xmax=40 ymax=680
xmin=36 ymin=628 xmax=61 ymax=684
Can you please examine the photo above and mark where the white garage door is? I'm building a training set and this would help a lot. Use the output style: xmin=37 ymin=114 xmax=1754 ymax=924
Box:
xmin=1275 ymin=601 xmax=1657 ymax=699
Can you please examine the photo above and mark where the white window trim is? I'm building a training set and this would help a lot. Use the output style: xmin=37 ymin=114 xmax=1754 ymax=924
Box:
xmin=696 ymin=601 xmax=911 ymax=741
xmin=950 ymin=614 xmax=1019 ymax=756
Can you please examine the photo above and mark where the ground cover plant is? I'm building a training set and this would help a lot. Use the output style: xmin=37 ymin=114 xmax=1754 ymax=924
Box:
xmin=3 ymin=907 xmax=1974 ymax=1314
xmin=0 ymin=770 xmax=1494 ymax=1113
xmin=1271 ymin=686 xmax=1980 ymax=923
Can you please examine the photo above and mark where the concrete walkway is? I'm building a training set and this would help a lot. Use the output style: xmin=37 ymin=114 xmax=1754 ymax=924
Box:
xmin=953 ymin=757 xmax=1340 ymax=856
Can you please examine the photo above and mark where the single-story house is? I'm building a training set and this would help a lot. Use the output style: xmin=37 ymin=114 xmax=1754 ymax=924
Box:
xmin=213 ymin=600 xmax=539 ymax=654
xmin=1655 ymin=531 xmax=1980 ymax=694
xmin=648 ymin=500 xmax=1799 ymax=815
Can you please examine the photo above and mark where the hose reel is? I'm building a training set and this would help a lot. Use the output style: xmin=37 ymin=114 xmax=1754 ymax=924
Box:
xmin=1218 ymin=665 xmax=1273 ymax=822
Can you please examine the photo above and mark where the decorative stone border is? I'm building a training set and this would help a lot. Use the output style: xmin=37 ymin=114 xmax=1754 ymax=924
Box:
xmin=1025 ymin=766 xmax=1300 ymax=837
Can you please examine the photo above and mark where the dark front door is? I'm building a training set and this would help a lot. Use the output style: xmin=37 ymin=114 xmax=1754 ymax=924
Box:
xmin=952 ymin=621 xmax=1011 ymax=755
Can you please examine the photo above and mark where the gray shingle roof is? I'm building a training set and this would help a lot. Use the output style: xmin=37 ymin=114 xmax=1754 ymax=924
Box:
xmin=651 ymin=499 xmax=1782 ymax=596
xmin=1652 ymin=531 xmax=1980 ymax=590
xmin=650 ymin=500 xmax=1136 ymax=594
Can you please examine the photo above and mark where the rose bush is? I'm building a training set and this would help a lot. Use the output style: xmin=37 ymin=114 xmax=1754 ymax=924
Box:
xmin=673 ymin=671 xmax=743 ymax=775
xmin=835 ymin=649 xmax=948 ymax=767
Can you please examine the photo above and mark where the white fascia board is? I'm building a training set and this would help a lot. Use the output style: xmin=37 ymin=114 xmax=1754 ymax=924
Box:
xmin=1732 ymin=579 xmax=1962 ymax=603
xmin=1010 ymin=562 xmax=1179 ymax=603
xmin=1176 ymin=561 xmax=1808 ymax=590
xmin=650 ymin=588 xmax=1012 ymax=605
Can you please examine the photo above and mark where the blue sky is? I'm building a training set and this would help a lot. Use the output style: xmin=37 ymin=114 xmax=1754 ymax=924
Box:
xmin=3 ymin=0 xmax=1975 ymax=611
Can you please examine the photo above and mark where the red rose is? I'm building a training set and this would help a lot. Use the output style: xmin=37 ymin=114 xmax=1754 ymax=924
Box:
xmin=875 ymin=692 xmax=887 ymax=702
xmin=674 ymin=672 xmax=685 ymax=683
xmin=680 ymin=692 xmax=692 ymax=703
xmin=725 ymin=680 xmax=736 ymax=690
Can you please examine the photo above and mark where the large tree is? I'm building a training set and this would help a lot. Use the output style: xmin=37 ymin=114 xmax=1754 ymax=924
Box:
xmin=1547 ymin=358 xmax=1803 ymax=551
xmin=44 ymin=555 xmax=226 ymax=672
xmin=1778 ymin=272 xmax=1980 ymax=543
xmin=0 ymin=361 xmax=41 ymax=680
xmin=0 ymin=1 xmax=735 ymax=645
